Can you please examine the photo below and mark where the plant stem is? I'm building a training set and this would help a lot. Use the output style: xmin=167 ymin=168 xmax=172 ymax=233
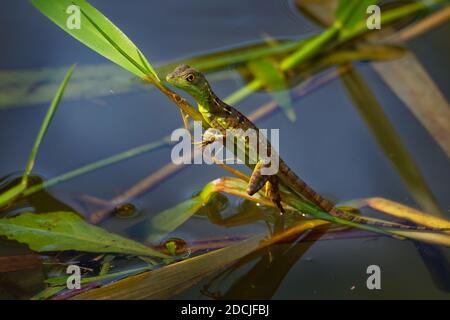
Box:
xmin=280 ymin=27 xmax=339 ymax=71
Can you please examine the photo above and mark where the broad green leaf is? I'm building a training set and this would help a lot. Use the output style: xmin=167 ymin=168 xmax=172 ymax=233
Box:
xmin=247 ymin=58 xmax=296 ymax=121
xmin=340 ymin=65 xmax=443 ymax=216
xmin=0 ymin=211 xmax=168 ymax=258
xmin=31 ymin=0 xmax=158 ymax=80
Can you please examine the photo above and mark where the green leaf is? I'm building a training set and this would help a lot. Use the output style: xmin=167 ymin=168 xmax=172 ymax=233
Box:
xmin=0 ymin=65 xmax=75 ymax=208
xmin=335 ymin=0 xmax=378 ymax=31
xmin=0 ymin=184 xmax=26 ymax=209
xmin=158 ymin=40 xmax=302 ymax=77
xmin=31 ymin=0 xmax=159 ymax=80
xmin=141 ymin=183 xmax=216 ymax=242
xmin=144 ymin=198 xmax=205 ymax=243
xmin=247 ymin=58 xmax=296 ymax=122
xmin=0 ymin=211 xmax=168 ymax=258
xmin=23 ymin=64 xmax=75 ymax=184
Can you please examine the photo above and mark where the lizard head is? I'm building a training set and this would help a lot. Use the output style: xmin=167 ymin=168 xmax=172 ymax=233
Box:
xmin=166 ymin=64 xmax=211 ymax=102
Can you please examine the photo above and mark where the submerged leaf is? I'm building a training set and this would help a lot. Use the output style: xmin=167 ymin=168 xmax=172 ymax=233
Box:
xmin=0 ymin=212 xmax=167 ymax=257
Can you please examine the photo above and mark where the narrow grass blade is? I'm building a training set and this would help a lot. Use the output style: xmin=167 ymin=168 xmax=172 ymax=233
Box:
xmin=336 ymin=0 xmax=378 ymax=36
xmin=247 ymin=58 xmax=296 ymax=121
xmin=372 ymin=52 xmax=450 ymax=159
xmin=341 ymin=65 xmax=443 ymax=216
xmin=158 ymin=40 xmax=302 ymax=77
xmin=0 ymin=65 xmax=75 ymax=208
xmin=350 ymin=197 xmax=450 ymax=229
xmin=23 ymin=136 xmax=171 ymax=198
xmin=22 ymin=64 xmax=75 ymax=185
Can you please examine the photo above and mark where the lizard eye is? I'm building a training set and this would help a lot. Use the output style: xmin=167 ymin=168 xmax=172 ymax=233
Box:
xmin=185 ymin=74 xmax=195 ymax=82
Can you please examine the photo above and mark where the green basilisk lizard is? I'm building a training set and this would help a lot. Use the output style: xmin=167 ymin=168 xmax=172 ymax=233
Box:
xmin=166 ymin=64 xmax=446 ymax=232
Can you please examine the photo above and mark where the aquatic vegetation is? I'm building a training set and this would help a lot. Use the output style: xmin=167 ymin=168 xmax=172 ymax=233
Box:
xmin=0 ymin=211 xmax=167 ymax=257
xmin=0 ymin=0 xmax=449 ymax=299
xmin=0 ymin=65 xmax=75 ymax=209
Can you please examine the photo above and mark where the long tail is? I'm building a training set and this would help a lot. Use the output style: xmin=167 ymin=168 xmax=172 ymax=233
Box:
xmin=279 ymin=162 xmax=447 ymax=232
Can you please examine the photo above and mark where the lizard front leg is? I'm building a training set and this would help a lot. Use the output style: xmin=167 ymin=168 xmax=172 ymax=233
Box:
xmin=200 ymin=128 xmax=224 ymax=147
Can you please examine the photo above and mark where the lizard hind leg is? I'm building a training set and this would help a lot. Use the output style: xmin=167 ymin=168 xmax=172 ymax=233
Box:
xmin=266 ymin=177 xmax=286 ymax=215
